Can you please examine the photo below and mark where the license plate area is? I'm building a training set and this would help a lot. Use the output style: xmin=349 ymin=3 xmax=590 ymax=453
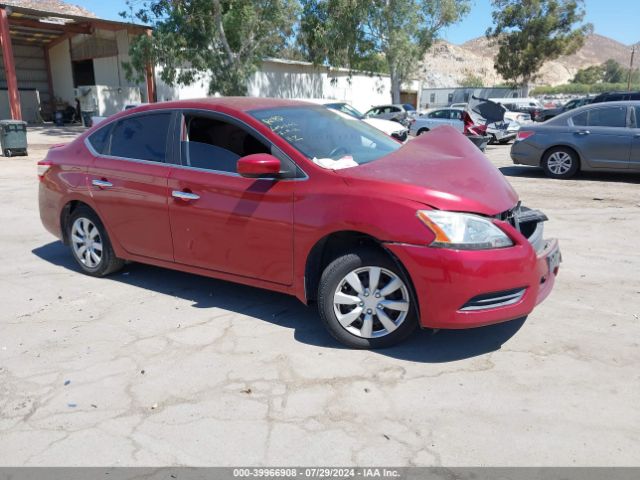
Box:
xmin=546 ymin=244 xmax=562 ymax=274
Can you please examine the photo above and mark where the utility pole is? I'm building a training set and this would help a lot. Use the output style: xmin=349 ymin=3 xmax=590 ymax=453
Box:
xmin=627 ymin=45 xmax=636 ymax=91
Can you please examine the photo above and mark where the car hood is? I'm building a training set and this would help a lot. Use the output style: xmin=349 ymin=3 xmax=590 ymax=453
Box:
xmin=363 ymin=117 xmax=406 ymax=135
xmin=336 ymin=126 xmax=518 ymax=215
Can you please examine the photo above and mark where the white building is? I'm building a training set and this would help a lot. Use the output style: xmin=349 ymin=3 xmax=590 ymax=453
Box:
xmin=157 ymin=58 xmax=422 ymax=113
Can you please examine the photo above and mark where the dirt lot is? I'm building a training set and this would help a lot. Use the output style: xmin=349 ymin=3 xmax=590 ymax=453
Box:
xmin=1 ymin=127 xmax=639 ymax=466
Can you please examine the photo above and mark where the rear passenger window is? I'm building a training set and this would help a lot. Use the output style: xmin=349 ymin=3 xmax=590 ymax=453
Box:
xmin=635 ymin=107 xmax=640 ymax=128
xmin=571 ymin=112 xmax=588 ymax=126
xmin=587 ymin=107 xmax=627 ymax=128
xmin=110 ymin=113 xmax=171 ymax=162
xmin=87 ymin=124 xmax=112 ymax=154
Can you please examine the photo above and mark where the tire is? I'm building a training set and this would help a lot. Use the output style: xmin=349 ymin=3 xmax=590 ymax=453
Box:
xmin=542 ymin=147 xmax=580 ymax=179
xmin=417 ymin=128 xmax=429 ymax=136
xmin=317 ymin=248 xmax=418 ymax=349
xmin=499 ymin=138 xmax=512 ymax=145
xmin=4 ymin=149 xmax=12 ymax=157
xmin=67 ymin=206 xmax=124 ymax=277
xmin=488 ymin=134 xmax=497 ymax=145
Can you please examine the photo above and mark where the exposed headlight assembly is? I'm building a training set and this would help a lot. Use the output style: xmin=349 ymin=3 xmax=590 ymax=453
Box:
xmin=417 ymin=210 xmax=513 ymax=250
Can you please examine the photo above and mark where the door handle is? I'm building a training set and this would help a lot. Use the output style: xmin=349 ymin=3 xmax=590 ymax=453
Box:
xmin=575 ymin=130 xmax=590 ymax=136
xmin=92 ymin=179 xmax=113 ymax=188
xmin=172 ymin=190 xmax=200 ymax=201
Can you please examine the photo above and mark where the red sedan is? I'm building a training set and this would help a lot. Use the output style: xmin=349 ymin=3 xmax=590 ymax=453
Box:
xmin=38 ymin=98 xmax=560 ymax=348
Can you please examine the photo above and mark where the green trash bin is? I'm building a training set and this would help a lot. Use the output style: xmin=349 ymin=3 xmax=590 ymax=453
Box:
xmin=0 ymin=120 xmax=28 ymax=157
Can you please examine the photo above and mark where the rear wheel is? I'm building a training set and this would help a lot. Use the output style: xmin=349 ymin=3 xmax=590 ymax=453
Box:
xmin=68 ymin=206 xmax=124 ymax=276
xmin=317 ymin=249 xmax=418 ymax=349
xmin=542 ymin=147 xmax=579 ymax=179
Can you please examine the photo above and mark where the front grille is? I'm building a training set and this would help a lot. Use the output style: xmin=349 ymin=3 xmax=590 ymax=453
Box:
xmin=460 ymin=288 xmax=526 ymax=311
xmin=392 ymin=130 xmax=408 ymax=142
xmin=497 ymin=204 xmax=547 ymax=252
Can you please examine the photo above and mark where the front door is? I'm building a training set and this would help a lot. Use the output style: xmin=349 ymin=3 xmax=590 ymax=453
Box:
xmin=167 ymin=112 xmax=295 ymax=285
xmin=87 ymin=111 xmax=175 ymax=261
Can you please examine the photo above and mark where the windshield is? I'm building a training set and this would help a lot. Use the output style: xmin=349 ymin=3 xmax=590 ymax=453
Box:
xmin=250 ymin=106 xmax=401 ymax=166
xmin=325 ymin=102 xmax=364 ymax=119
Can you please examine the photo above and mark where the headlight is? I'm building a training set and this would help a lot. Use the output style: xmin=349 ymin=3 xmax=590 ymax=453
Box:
xmin=417 ymin=210 xmax=513 ymax=250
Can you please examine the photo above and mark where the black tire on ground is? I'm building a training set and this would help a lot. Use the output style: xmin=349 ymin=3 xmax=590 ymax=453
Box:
xmin=67 ymin=206 xmax=124 ymax=277
xmin=317 ymin=248 xmax=418 ymax=349
xmin=4 ymin=149 xmax=12 ymax=157
xmin=417 ymin=128 xmax=429 ymax=136
xmin=498 ymin=138 xmax=512 ymax=145
xmin=541 ymin=146 xmax=580 ymax=179
xmin=488 ymin=134 xmax=497 ymax=145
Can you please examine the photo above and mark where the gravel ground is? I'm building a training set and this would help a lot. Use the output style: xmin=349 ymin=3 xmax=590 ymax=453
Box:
xmin=1 ymin=128 xmax=639 ymax=466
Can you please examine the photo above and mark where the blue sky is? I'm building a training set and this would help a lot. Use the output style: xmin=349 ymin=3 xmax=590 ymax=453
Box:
xmin=76 ymin=0 xmax=638 ymax=46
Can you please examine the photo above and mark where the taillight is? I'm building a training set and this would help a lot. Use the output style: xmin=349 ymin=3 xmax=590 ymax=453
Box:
xmin=37 ymin=161 xmax=52 ymax=179
xmin=516 ymin=131 xmax=535 ymax=141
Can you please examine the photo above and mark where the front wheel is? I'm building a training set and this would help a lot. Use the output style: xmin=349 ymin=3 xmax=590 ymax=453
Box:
xmin=317 ymin=249 xmax=418 ymax=349
xmin=542 ymin=147 xmax=580 ymax=179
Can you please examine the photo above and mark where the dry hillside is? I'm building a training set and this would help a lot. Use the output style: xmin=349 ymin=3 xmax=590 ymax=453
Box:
xmin=420 ymin=33 xmax=635 ymax=88
xmin=2 ymin=0 xmax=96 ymax=17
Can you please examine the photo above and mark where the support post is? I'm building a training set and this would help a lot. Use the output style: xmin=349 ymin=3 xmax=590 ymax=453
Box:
xmin=145 ymin=29 xmax=156 ymax=103
xmin=0 ymin=7 xmax=21 ymax=120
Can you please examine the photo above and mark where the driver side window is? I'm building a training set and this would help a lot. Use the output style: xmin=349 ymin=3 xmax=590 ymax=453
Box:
xmin=181 ymin=115 xmax=271 ymax=173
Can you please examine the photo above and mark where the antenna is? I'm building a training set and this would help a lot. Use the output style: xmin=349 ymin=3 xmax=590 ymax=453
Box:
xmin=628 ymin=45 xmax=636 ymax=92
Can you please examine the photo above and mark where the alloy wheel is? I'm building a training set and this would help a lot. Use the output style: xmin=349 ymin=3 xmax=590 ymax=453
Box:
xmin=333 ymin=266 xmax=410 ymax=339
xmin=547 ymin=151 xmax=573 ymax=175
xmin=71 ymin=217 xmax=103 ymax=269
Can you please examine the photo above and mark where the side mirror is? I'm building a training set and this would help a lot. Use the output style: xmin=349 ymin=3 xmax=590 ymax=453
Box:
xmin=237 ymin=153 xmax=281 ymax=178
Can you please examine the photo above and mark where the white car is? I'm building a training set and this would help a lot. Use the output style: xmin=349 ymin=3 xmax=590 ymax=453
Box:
xmin=300 ymin=99 xmax=409 ymax=142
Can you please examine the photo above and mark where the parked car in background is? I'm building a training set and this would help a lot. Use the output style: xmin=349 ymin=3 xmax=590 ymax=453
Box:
xmin=37 ymin=98 xmax=560 ymax=348
xmin=417 ymin=105 xmax=518 ymax=145
xmin=409 ymin=108 xmax=492 ymax=150
xmin=538 ymin=97 xmax=592 ymax=122
xmin=310 ymin=99 xmax=408 ymax=142
xmin=591 ymin=91 xmax=640 ymax=103
xmin=364 ymin=104 xmax=416 ymax=126
xmin=457 ymin=100 xmax=533 ymax=125
xmin=491 ymin=97 xmax=545 ymax=122
xmin=511 ymin=101 xmax=640 ymax=179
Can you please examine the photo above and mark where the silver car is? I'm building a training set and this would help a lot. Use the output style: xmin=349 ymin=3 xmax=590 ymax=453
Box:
xmin=511 ymin=101 xmax=640 ymax=178
xmin=410 ymin=108 xmax=519 ymax=144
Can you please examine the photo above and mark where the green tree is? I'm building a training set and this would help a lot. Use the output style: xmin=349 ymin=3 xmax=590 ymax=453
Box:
xmin=571 ymin=64 xmax=603 ymax=84
xmin=300 ymin=0 xmax=470 ymax=103
xmin=486 ymin=0 xmax=592 ymax=95
xmin=602 ymin=59 xmax=625 ymax=83
xmin=459 ymin=72 xmax=484 ymax=87
xmin=121 ymin=0 xmax=299 ymax=96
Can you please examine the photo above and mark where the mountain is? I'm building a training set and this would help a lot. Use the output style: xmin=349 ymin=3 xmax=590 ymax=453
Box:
xmin=420 ymin=33 xmax=635 ymax=88
xmin=2 ymin=0 xmax=96 ymax=18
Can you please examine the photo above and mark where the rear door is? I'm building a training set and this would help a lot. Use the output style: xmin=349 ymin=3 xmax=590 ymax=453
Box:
xmin=87 ymin=111 xmax=176 ymax=261
xmin=167 ymin=110 xmax=296 ymax=285
xmin=569 ymin=105 xmax=633 ymax=170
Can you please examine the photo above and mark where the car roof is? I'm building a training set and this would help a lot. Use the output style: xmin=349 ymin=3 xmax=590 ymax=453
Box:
xmin=121 ymin=97 xmax=320 ymax=114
